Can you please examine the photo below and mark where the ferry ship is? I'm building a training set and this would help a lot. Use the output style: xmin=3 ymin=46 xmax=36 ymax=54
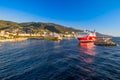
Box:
xmin=77 ymin=30 xmax=96 ymax=42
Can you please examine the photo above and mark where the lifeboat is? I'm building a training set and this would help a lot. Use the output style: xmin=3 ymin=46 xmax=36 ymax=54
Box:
xmin=77 ymin=31 xmax=96 ymax=42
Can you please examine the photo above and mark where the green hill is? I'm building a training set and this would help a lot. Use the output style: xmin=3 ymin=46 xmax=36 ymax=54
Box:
xmin=19 ymin=22 xmax=82 ymax=33
xmin=0 ymin=20 xmax=23 ymax=33
xmin=0 ymin=20 xmax=112 ymax=37
xmin=0 ymin=20 xmax=82 ymax=33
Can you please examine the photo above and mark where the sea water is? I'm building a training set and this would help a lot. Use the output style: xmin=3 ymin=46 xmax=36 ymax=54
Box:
xmin=0 ymin=38 xmax=120 ymax=80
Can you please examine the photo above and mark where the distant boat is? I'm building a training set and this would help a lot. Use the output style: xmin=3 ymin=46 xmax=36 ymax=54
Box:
xmin=77 ymin=31 xmax=96 ymax=42
xmin=44 ymin=33 xmax=62 ymax=41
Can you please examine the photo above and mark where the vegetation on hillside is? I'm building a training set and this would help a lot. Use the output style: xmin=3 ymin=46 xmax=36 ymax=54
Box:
xmin=0 ymin=20 xmax=111 ymax=37
xmin=0 ymin=20 xmax=82 ymax=34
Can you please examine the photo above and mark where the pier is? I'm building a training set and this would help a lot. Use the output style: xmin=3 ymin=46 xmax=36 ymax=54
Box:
xmin=94 ymin=37 xmax=117 ymax=46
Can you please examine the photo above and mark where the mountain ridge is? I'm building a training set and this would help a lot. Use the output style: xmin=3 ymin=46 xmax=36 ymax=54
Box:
xmin=0 ymin=20 xmax=112 ymax=37
xmin=0 ymin=20 xmax=82 ymax=33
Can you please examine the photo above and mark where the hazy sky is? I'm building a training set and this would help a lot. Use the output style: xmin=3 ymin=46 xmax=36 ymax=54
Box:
xmin=0 ymin=0 xmax=120 ymax=36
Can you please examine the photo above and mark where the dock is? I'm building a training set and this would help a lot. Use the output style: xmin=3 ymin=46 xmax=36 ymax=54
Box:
xmin=94 ymin=38 xmax=117 ymax=46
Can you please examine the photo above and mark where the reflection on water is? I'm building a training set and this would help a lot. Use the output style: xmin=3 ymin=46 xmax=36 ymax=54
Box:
xmin=0 ymin=39 xmax=120 ymax=80
xmin=79 ymin=42 xmax=96 ymax=56
xmin=77 ymin=42 xmax=98 ymax=79
xmin=78 ymin=42 xmax=96 ymax=63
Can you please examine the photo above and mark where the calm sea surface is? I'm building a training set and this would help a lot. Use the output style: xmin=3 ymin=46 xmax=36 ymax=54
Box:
xmin=0 ymin=37 xmax=120 ymax=80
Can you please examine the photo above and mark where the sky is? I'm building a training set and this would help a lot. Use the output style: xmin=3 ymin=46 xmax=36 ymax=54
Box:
xmin=0 ymin=0 xmax=120 ymax=36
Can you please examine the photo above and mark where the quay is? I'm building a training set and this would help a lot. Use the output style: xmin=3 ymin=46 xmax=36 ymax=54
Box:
xmin=94 ymin=38 xmax=117 ymax=46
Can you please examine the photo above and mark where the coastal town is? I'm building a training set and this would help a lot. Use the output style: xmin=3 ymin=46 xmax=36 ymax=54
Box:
xmin=0 ymin=20 xmax=117 ymax=46
xmin=0 ymin=20 xmax=80 ymax=42
xmin=0 ymin=30 xmax=77 ymax=42
xmin=0 ymin=29 xmax=117 ymax=46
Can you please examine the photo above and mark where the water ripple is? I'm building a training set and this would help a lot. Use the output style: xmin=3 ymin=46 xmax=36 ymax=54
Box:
xmin=0 ymin=38 xmax=120 ymax=80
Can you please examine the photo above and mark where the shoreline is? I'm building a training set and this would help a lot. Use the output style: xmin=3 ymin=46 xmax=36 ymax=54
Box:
xmin=0 ymin=38 xmax=28 ymax=42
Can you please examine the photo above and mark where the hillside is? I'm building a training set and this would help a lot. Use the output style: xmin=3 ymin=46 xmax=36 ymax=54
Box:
xmin=0 ymin=20 xmax=112 ymax=37
xmin=0 ymin=20 xmax=82 ymax=34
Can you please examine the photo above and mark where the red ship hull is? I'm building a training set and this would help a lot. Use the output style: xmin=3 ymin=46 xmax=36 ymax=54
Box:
xmin=77 ymin=31 xmax=96 ymax=42
xmin=77 ymin=36 xmax=96 ymax=42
